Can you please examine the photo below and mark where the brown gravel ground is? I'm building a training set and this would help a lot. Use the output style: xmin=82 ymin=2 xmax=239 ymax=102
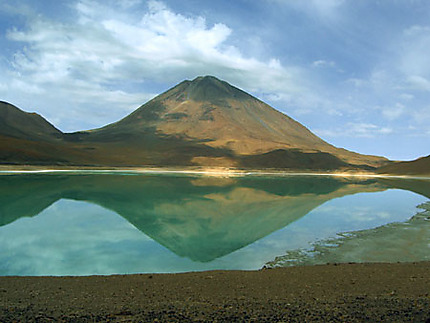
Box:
xmin=1 ymin=262 xmax=429 ymax=322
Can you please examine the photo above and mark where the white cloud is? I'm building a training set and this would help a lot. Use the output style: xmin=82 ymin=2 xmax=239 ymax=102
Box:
xmin=118 ymin=0 xmax=140 ymax=8
xmin=400 ymin=25 xmax=430 ymax=77
xmin=1 ymin=0 xmax=306 ymax=131
xmin=0 ymin=0 xmax=429 ymax=160
xmin=316 ymin=22 xmax=430 ymax=146
xmin=399 ymin=93 xmax=414 ymax=101
xmin=312 ymin=60 xmax=335 ymax=68
xmin=316 ymin=122 xmax=393 ymax=139
xmin=343 ymin=24 xmax=430 ymax=97
xmin=379 ymin=103 xmax=406 ymax=121
xmin=411 ymin=106 xmax=430 ymax=125
xmin=308 ymin=0 xmax=345 ymax=18
xmin=406 ymin=75 xmax=430 ymax=91
xmin=345 ymin=78 xmax=366 ymax=88
xmin=271 ymin=0 xmax=345 ymax=20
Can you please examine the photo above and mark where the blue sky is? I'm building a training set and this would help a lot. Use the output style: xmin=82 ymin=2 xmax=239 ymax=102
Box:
xmin=0 ymin=0 xmax=429 ymax=160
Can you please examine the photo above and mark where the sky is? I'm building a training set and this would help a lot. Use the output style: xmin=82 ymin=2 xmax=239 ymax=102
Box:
xmin=0 ymin=0 xmax=429 ymax=160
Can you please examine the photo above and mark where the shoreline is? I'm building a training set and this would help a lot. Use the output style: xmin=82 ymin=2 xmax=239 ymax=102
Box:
xmin=1 ymin=262 xmax=429 ymax=322
xmin=0 ymin=165 xmax=429 ymax=180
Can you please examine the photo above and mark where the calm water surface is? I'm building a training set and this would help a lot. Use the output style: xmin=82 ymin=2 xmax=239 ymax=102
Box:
xmin=0 ymin=173 xmax=428 ymax=276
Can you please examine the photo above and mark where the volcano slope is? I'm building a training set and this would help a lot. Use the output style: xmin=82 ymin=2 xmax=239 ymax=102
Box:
xmin=377 ymin=155 xmax=430 ymax=176
xmin=0 ymin=101 xmax=103 ymax=166
xmin=0 ymin=76 xmax=389 ymax=170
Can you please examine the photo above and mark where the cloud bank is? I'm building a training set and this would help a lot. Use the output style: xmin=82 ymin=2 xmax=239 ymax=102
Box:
xmin=0 ymin=0 xmax=429 ymax=159
xmin=0 ymin=0 xmax=303 ymax=131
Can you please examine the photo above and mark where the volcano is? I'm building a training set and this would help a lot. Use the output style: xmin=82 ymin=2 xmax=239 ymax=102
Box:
xmin=0 ymin=76 xmax=389 ymax=170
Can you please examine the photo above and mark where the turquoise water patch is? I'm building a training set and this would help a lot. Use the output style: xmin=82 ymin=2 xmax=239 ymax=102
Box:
xmin=0 ymin=174 xmax=428 ymax=275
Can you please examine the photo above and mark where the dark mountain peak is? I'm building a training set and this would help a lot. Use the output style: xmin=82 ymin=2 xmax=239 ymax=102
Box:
xmin=192 ymin=75 xmax=220 ymax=83
xmin=182 ymin=75 xmax=251 ymax=102
xmin=0 ymin=101 xmax=22 ymax=115
xmin=0 ymin=101 xmax=62 ymax=141
xmin=114 ymin=75 xmax=253 ymax=125
xmin=377 ymin=155 xmax=430 ymax=176
xmin=0 ymin=101 xmax=44 ymax=122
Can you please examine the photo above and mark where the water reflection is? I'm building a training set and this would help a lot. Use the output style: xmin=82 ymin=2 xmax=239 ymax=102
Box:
xmin=0 ymin=173 xmax=428 ymax=275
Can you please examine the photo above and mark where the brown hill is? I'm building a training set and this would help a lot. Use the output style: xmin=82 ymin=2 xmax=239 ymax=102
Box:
xmin=0 ymin=101 xmax=62 ymax=141
xmin=0 ymin=76 xmax=389 ymax=170
xmin=80 ymin=76 xmax=387 ymax=169
xmin=377 ymin=155 xmax=430 ymax=176
xmin=0 ymin=102 xmax=116 ymax=165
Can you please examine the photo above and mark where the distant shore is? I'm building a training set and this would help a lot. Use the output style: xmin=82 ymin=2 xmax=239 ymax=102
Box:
xmin=1 ymin=262 xmax=429 ymax=322
xmin=0 ymin=164 xmax=429 ymax=179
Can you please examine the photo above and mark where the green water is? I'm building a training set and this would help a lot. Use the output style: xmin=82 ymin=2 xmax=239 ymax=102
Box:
xmin=0 ymin=173 xmax=428 ymax=275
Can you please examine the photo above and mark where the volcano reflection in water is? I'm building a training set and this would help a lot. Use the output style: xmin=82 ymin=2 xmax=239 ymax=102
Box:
xmin=0 ymin=173 xmax=428 ymax=275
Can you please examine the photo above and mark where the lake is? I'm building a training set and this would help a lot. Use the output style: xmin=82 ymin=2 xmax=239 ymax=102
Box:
xmin=0 ymin=172 xmax=429 ymax=276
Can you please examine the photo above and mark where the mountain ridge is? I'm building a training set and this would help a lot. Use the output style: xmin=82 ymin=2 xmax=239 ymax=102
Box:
xmin=83 ymin=76 xmax=387 ymax=168
xmin=0 ymin=76 xmax=401 ymax=171
xmin=377 ymin=155 xmax=430 ymax=176
xmin=0 ymin=101 xmax=62 ymax=141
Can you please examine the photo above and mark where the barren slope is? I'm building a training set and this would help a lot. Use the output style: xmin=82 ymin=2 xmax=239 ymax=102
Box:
xmin=0 ymin=76 xmax=390 ymax=169
xmin=377 ymin=155 xmax=430 ymax=176
xmin=89 ymin=76 xmax=387 ymax=168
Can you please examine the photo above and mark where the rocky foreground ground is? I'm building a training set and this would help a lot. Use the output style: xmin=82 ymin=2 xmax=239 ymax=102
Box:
xmin=1 ymin=262 xmax=429 ymax=322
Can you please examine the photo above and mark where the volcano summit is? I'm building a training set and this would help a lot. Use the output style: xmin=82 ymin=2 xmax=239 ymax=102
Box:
xmin=0 ymin=76 xmax=388 ymax=170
